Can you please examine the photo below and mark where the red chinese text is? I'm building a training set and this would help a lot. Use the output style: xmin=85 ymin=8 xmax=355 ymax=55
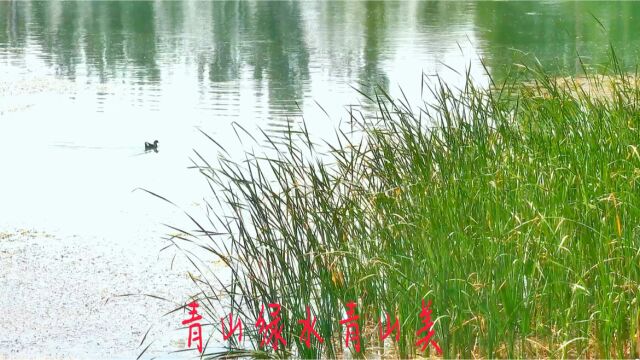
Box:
xmin=182 ymin=301 xmax=203 ymax=353
xmin=221 ymin=312 xmax=243 ymax=342
xmin=339 ymin=301 xmax=361 ymax=353
xmin=298 ymin=306 xmax=324 ymax=348
xmin=415 ymin=299 xmax=442 ymax=355
xmin=379 ymin=312 xmax=400 ymax=342
xmin=255 ymin=303 xmax=287 ymax=351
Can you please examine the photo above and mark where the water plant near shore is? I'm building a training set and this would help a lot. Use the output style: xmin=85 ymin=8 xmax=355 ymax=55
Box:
xmin=170 ymin=57 xmax=640 ymax=359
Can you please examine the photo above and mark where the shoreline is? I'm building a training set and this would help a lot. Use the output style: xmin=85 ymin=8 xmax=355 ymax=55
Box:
xmin=0 ymin=228 xmax=196 ymax=359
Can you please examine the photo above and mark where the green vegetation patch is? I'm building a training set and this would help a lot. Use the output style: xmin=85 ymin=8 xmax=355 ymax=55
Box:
xmin=176 ymin=60 xmax=640 ymax=359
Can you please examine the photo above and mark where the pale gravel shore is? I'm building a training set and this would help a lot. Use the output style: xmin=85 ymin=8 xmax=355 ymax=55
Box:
xmin=0 ymin=229 xmax=200 ymax=359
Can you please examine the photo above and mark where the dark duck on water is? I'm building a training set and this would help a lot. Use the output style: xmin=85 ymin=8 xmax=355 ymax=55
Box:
xmin=145 ymin=140 xmax=159 ymax=152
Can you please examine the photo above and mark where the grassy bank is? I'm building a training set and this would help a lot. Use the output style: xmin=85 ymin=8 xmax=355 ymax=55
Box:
xmin=177 ymin=59 xmax=640 ymax=359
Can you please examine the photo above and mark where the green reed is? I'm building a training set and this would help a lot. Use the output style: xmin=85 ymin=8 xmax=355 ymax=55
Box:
xmin=175 ymin=57 xmax=640 ymax=359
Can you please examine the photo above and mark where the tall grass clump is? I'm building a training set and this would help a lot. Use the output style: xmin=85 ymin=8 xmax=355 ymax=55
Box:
xmin=174 ymin=57 xmax=640 ymax=359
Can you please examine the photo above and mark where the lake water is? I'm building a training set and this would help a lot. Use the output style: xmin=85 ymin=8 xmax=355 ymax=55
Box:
xmin=3 ymin=1 xmax=640 ymax=236
xmin=1 ymin=1 xmax=640 ymax=357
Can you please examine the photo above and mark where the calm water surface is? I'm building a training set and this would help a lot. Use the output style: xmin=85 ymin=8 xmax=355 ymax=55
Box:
xmin=2 ymin=1 xmax=640 ymax=236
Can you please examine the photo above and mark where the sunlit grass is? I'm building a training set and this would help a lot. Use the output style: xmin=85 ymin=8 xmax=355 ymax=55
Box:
xmin=172 ymin=55 xmax=640 ymax=359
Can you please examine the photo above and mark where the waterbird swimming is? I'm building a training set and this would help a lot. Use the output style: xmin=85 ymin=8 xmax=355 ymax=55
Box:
xmin=145 ymin=140 xmax=159 ymax=152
